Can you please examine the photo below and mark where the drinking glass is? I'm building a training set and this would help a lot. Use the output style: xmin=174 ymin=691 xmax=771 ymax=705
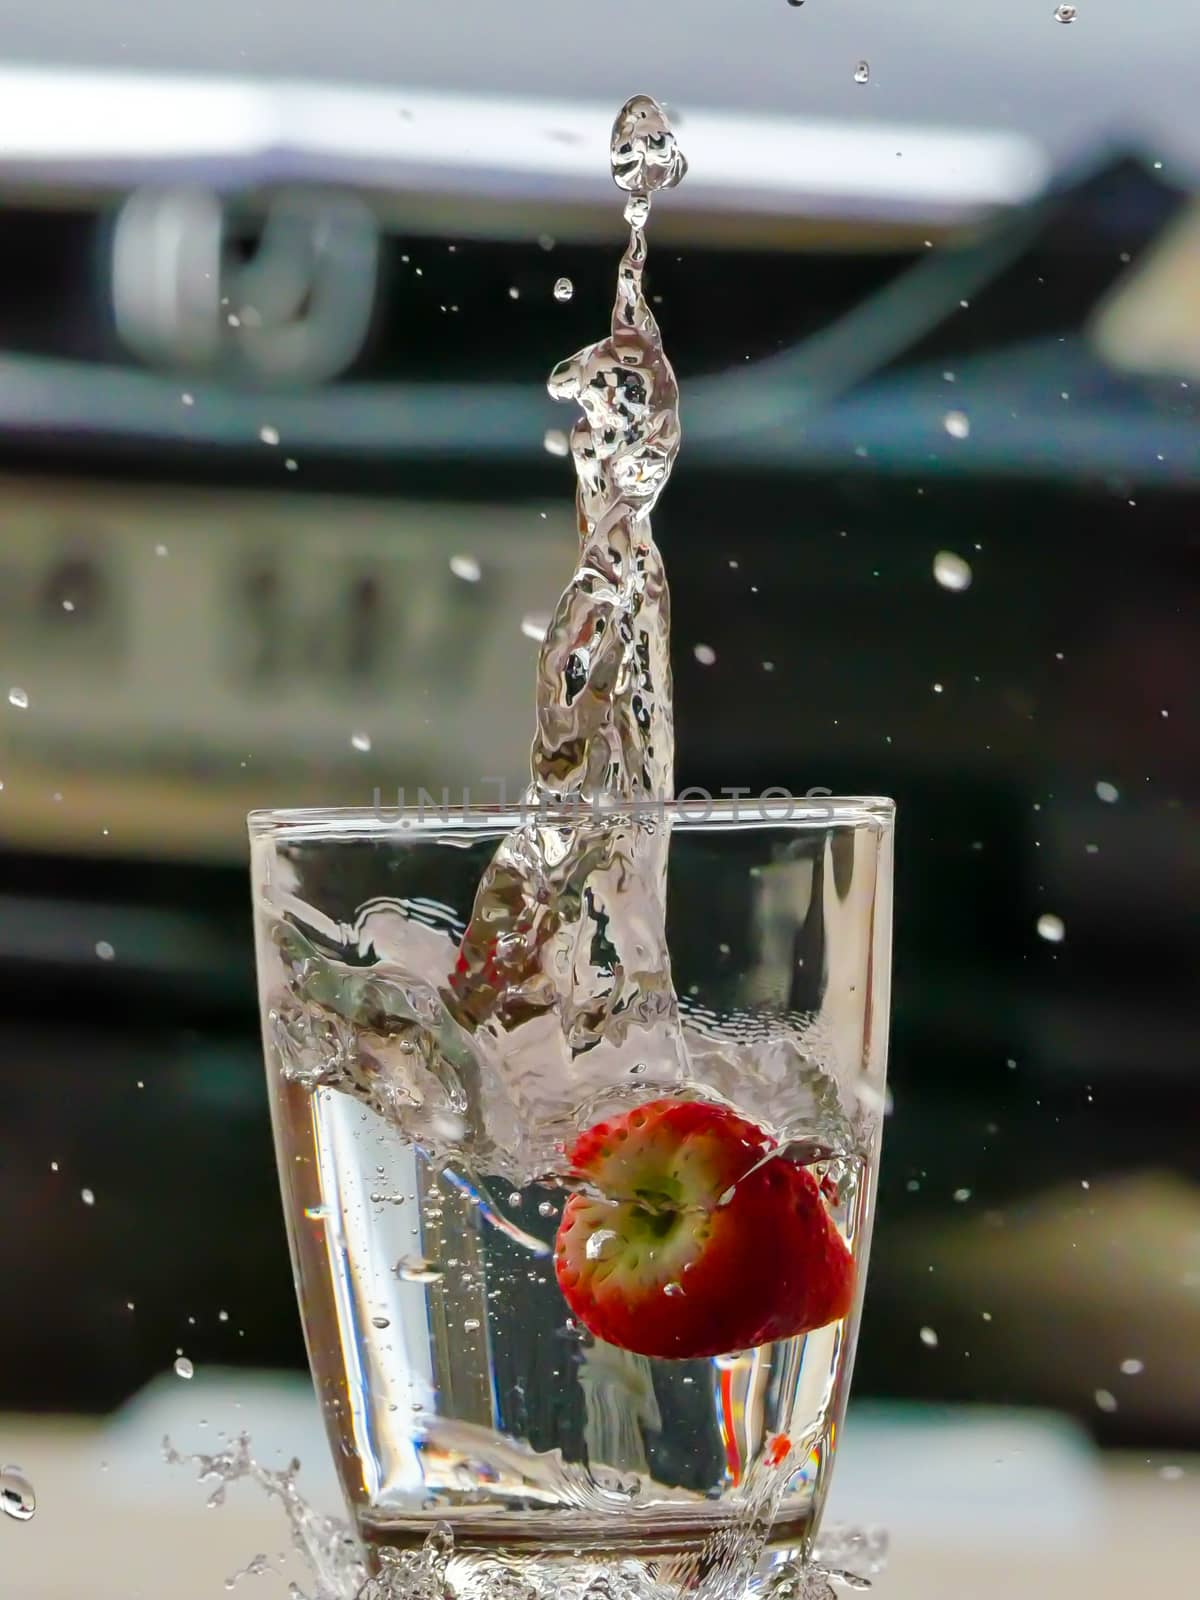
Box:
xmin=249 ymin=798 xmax=893 ymax=1592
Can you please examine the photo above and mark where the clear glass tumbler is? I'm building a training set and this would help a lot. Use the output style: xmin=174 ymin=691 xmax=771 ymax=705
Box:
xmin=249 ymin=798 xmax=893 ymax=1595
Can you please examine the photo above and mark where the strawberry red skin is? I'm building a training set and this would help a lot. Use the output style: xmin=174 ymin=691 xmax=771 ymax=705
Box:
xmin=554 ymin=1098 xmax=854 ymax=1360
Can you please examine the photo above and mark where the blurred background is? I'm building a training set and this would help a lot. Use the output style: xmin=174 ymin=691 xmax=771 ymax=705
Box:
xmin=0 ymin=2 xmax=1196 ymax=1596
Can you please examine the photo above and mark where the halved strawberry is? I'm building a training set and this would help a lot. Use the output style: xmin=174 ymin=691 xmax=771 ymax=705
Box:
xmin=554 ymin=1098 xmax=854 ymax=1359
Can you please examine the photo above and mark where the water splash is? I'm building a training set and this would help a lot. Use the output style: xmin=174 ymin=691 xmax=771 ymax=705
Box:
xmin=447 ymin=96 xmax=686 ymax=1072
xmin=171 ymin=1438 xmax=884 ymax=1600
xmin=164 ymin=1434 xmax=365 ymax=1600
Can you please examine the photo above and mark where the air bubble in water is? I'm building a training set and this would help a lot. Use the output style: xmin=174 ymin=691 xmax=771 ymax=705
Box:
xmin=1094 ymin=1388 xmax=1117 ymax=1412
xmin=449 ymin=554 xmax=481 ymax=583
xmin=462 ymin=1318 xmax=481 ymax=1332
xmin=854 ymin=61 xmax=870 ymax=84
xmin=1120 ymin=1358 xmax=1144 ymax=1375
xmin=586 ymin=1228 xmax=619 ymax=1261
xmin=371 ymin=1316 xmax=391 ymax=1330
xmin=953 ymin=1187 xmax=972 ymax=1203
xmin=553 ymin=277 xmax=575 ymax=303
xmin=81 ymin=1188 xmax=95 ymax=1207
xmin=394 ymin=1256 xmax=444 ymax=1283
xmin=95 ymin=940 xmax=116 ymax=961
xmin=175 ymin=1356 xmax=195 ymax=1380
xmin=350 ymin=732 xmax=372 ymax=753
xmin=693 ymin=643 xmax=717 ymax=666
xmin=933 ymin=550 xmax=973 ymax=591
xmin=7 ymin=687 xmax=29 ymax=710
xmin=1095 ymin=780 xmax=1119 ymax=803
xmin=508 ymin=1191 xmax=522 ymax=1206
xmin=0 ymin=1466 xmax=35 ymax=1521
xmin=944 ymin=411 xmax=970 ymax=440
xmin=543 ymin=428 xmax=569 ymax=458
xmin=1037 ymin=914 xmax=1065 ymax=943
xmin=920 ymin=1326 xmax=939 ymax=1348
xmin=259 ymin=426 xmax=280 ymax=447
xmin=664 ymin=1281 xmax=685 ymax=1297
xmin=537 ymin=1200 xmax=558 ymax=1217
xmin=1054 ymin=4 xmax=1078 ymax=21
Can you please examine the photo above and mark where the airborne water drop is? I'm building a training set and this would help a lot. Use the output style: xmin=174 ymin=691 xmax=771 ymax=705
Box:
xmin=933 ymin=551 xmax=973 ymax=591
xmin=0 ymin=1466 xmax=35 ymax=1522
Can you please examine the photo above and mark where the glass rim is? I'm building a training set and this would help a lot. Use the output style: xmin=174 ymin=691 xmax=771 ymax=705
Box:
xmin=248 ymin=795 xmax=895 ymax=842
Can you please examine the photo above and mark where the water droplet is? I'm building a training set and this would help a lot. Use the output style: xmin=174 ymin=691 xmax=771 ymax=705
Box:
xmin=1054 ymin=3 xmax=1078 ymax=21
xmin=155 ymin=543 xmax=168 ymax=557
xmin=943 ymin=411 xmax=970 ymax=440
xmin=218 ymin=1310 xmax=229 ymax=1323
xmin=507 ymin=1191 xmax=522 ymax=1207
xmin=953 ymin=1187 xmax=972 ymax=1203
xmin=553 ymin=277 xmax=575 ymax=303
xmin=181 ymin=392 xmax=194 ymax=407
xmin=449 ymin=554 xmax=481 ymax=583
xmin=508 ymin=286 xmax=521 ymax=301
xmin=62 ymin=599 xmax=75 ymax=612
xmin=664 ymin=1281 xmax=685 ymax=1297
xmin=95 ymin=940 xmax=116 ymax=961
xmin=371 ymin=1315 xmax=391 ymax=1330
xmin=933 ymin=550 xmax=973 ymax=591
xmin=259 ymin=426 xmax=280 ymax=447
xmin=1095 ymin=780 xmax=1119 ymax=803
xmin=350 ymin=732 xmax=372 ymax=753
xmin=81 ymin=1187 xmax=95 ymax=1207
xmin=175 ymin=1356 xmax=195 ymax=1380
xmin=0 ymin=1466 xmax=35 ymax=1521
xmin=1094 ymin=1387 xmax=1117 ymax=1413
xmin=1037 ymin=913 xmax=1065 ymax=943
xmin=920 ymin=1326 xmax=939 ymax=1348
xmin=521 ymin=612 xmax=551 ymax=642
xmin=537 ymin=233 xmax=556 ymax=252
xmin=693 ymin=643 xmax=717 ymax=666
xmin=394 ymin=1256 xmax=444 ymax=1284
xmin=543 ymin=427 xmax=569 ymax=457
xmin=1120 ymin=1358 xmax=1144 ymax=1375
xmin=610 ymin=94 xmax=687 ymax=195
xmin=854 ymin=61 xmax=870 ymax=84
xmin=284 ymin=458 xmax=298 ymax=472
xmin=463 ymin=1317 xmax=481 ymax=1332
xmin=7 ymin=687 xmax=29 ymax=710
xmin=585 ymin=1228 xmax=619 ymax=1262
xmin=623 ymin=194 xmax=651 ymax=229
xmin=932 ymin=682 xmax=944 ymax=695
xmin=537 ymin=1200 xmax=558 ymax=1218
